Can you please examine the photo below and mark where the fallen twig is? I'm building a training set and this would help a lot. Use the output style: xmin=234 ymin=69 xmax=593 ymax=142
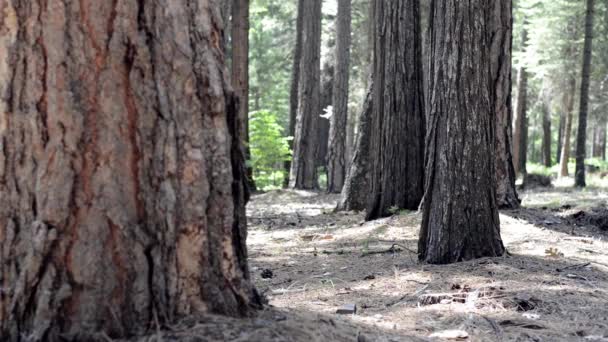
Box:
xmin=360 ymin=244 xmax=417 ymax=257
xmin=556 ymin=262 xmax=591 ymax=272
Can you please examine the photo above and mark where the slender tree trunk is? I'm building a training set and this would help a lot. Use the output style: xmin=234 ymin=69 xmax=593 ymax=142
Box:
xmin=419 ymin=0 xmax=505 ymax=264
xmin=365 ymin=0 xmax=425 ymax=220
xmin=316 ymin=63 xmax=333 ymax=177
xmin=559 ymin=77 xmax=577 ymax=177
xmin=284 ymin=0 xmax=305 ymax=187
xmin=542 ymin=100 xmax=552 ymax=167
xmin=0 ymin=2 xmax=260 ymax=340
xmin=575 ymin=0 xmax=596 ymax=187
xmin=491 ymin=0 xmax=520 ymax=209
xmin=222 ymin=0 xmax=233 ymax=56
xmin=232 ymin=0 xmax=255 ymax=191
xmin=557 ymin=112 xmax=565 ymax=163
xmin=591 ymin=120 xmax=606 ymax=159
xmin=337 ymin=81 xmax=373 ymax=211
xmin=327 ymin=0 xmax=352 ymax=193
xmin=513 ymin=27 xmax=529 ymax=177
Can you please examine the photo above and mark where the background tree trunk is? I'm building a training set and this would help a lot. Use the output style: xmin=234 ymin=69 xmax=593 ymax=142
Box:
xmin=574 ymin=0 xmax=596 ymax=187
xmin=337 ymin=81 xmax=373 ymax=212
xmin=231 ymin=0 xmax=255 ymax=191
xmin=419 ymin=0 xmax=505 ymax=264
xmin=0 ymin=1 xmax=260 ymax=340
xmin=222 ymin=0 xmax=233 ymax=56
xmin=557 ymin=112 xmax=565 ymax=163
xmin=316 ymin=63 xmax=333 ymax=177
xmin=284 ymin=0 xmax=305 ymax=187
xmin=365 ymin=0 xmax=425 ymax=220
xmin=327 ymin=0 xmax=352 ymax=193
xmin=592 ymin=119 xmax=607 ymax=159
xmin=491 ymin=0 xmax=520 ymax=209
xmin=542 ymin=100 xmax=552 ymax=167
xmin=513 ymin=27 xmax=529 ymax=178
xmin=289 ymin=0 xmax=322 ymax=189
xmin=559 ymin=77 xmax=577 ymax=177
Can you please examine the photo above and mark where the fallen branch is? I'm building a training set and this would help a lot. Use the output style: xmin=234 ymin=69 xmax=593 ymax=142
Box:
xmin=556 ymin=262 xmax=590 ymax=272
xmin=360 ymin=244 xmax=417 ymax=257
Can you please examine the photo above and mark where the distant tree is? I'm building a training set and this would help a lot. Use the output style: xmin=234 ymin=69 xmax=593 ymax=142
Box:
xmin=513 ymin=26 xmax=529 ymax=178
xmin=419 ymin=0 xmax=505 ymax=264
xmin=574 ymin=0 xmax=596 ymax=187
xmin=289 ymin=0 xmax=323 ymax=189
xmin=492 ymin=0 xmax=521 ymax=209
xmin=365 ymin=0 xmax=425 ymax=220
xmin=559 ymin=76 xmax=577 ymax=177
xmin=327 ymin=0 xmax=352 ymax=193
xmin=0 ymin=1 xmax=260 ymax=339
xmin=542 ymin=94 xmax=553 ymax=167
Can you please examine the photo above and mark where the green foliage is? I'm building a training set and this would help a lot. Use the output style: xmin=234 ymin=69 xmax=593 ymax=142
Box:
xmin=249 ymin=110 xmax=292 ymax=190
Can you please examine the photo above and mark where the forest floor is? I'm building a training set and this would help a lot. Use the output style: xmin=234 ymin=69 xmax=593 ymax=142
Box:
xmin=243 ymin=179 xmax=608 ymax=341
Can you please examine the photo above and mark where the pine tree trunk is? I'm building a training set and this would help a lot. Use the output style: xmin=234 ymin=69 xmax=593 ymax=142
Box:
xmin=574 ymin=0 xmax=596 ymax=187
xmin=0 ymin=2 xmax=260 ymax=340
xmin=419 ymin=0 xmax=505 ymax=264
xmin=289 ymin=0 xmax=322 ymax=189
xmin=337 ymin=81 xmax=373 ymax=212
xmin=491 ymin=0 xmax=520 ymax=209
xmin=317 ymin=63 xmax=333 ymax=175
xmin=327 ymin=0 xmax=352 ymax=193
xmin=513 ymin=27 xmax=529 ymax=177
xmin=557 ymin=112 xmax=565 ymax=163
xmin=542 ymin=101 xmax=552 ymax=167
xmin=222 ymin=0 xmax=233 ymax=56
xmin=559 ymin=77 xmax=577 ymax=177
xmin=231 ymin=0 xmax=255 ymax=191
xmin=365 ymin=0 xmax=425 ymax=220
xmin=594 ymin=120 xmax=607 ymax=159
xmin=284 ymin=0 xmax=305 ymax=187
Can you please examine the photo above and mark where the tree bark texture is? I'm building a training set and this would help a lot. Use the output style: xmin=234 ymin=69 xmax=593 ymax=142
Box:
xmin=0 ymin=1 xmax=260 ymax=340
xmin=491 ymin=0 xmax=520 ymax=209
xmin=559 ymin=77 xmax=577 ymax=177
xmin=512 ymin=27 xmax=529 ymax=178
xmin=289 ymin=0 xmax=322 ymax=189
xmin=365 ymin=0 xmax=425 ymax=220
xmin=284 ymin=0 xmax=305 ymax=187
xmin=337 ymin=81 xmax=373 ymax=212
xmin=327 ymin=0 xmax=352 ymax=194
xmin=419 ymin=0 xmax=505 ymax=264
xmin=231 ymin=0 xmax=255 ymax=190
xmin=574 ymin=0 xmax=596 ymax=187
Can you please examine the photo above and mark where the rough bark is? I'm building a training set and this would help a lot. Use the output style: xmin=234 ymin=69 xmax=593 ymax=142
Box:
xmin=365 ymin=0 xmax=425 ymax=220
xmin=284 ymin=0 xmax=305 ymax=187
xmin=513 ymin=27 xmax=529 ymax=177
xmin=542 ymin=100 xmax=552 ymax=167
xmin=337 ymin=81 xmax=373 ymax=212
xmin=491 ymin=0 xmax=520 ymax=209
xmin=327 ymin=0 xmax=352 ymax=193
xmin=419 ymin=0 xmax=505 ymax=264
xmin=289 ymin=0 xmax=322 ymax=189
xmin=231 ymin=0 xmax=255 ymax=191
xmin=0 ymin=1 xmax=260 ymax=340
xmin=559 ymin=77 xmax=577 ymax=178
xmin=574 ymin=0 xmax=596 ymax=187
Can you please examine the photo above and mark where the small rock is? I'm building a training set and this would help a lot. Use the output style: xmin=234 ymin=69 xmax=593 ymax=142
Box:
xmin=429 ymin=330 xmax=469 ymax=340
xmin=336 ymin=303 xmax=357 ymax=315
xmin=363 ymin=274 xmax=376 ymax=280
xmin=261 ymin=269 xmax=274 ymax=279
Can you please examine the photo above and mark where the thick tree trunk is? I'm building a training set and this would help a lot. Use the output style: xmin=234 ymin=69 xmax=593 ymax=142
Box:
xmin=337 ymin=81 xmax=373 ymax=212
xmin=574 ymin=0 xmax=596 ymax=187
xmin=491 ymin=0 xmax=520 ymax=209
xmin=231 ymin=0 xmax=255 ymax=191
xmin=284 ymin=0 xmax=305 ymax=187
xmin=542 ymin=100 xmax=552 ymax=167
xmin=513 ymin=27 xmax=529 ymax=178
xmin=327 ymin=0 xmax=352 ymax=194
xmin=365 ymin=0 xmax=425 ymax=220
xmin=419 ymin=0 xmax=505 ymax=264
xmin=557 ymin=112 xmax=565 ymax=163
xmin=289 ymin=0 xmax=321 ymax=189
xmin=559 ymin=77 xmax=577 ymax=177
xmin=0 ymin=1 xmax=260 ymax=340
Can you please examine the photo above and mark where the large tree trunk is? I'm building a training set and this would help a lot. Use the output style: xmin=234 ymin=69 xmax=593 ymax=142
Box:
xmin=419 ymin=0 xmax=505 ymax=264
xmin=231 ymin=0 xmax=255 ymax=191
xmin=337 ymin=81 xmax=373 ymax=212
xmin=491 ymin=0 xmax=520 ymax=209
xmin=574 ymin=0 xmax=596 ymax=187
xmin=365 ymin=0 xmax=425 ymax=220
xmin=284 ymin=0 xmax=305 ymax=187
xmin=513 ymin=27 xmax=529 ymax=178
xmin=0 ymin=1 xmax=260 ymax=340
xmin=327 ymin=0 xmax=352 ymax=193
xmin=559 ymin=77 xmax=577 ymax=178
xmin=542 ymin=100 xmax=552 ymax=167
xmin=289 ymin=0 xmax=322 ymax=189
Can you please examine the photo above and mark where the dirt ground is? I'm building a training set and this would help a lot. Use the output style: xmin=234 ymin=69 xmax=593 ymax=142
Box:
xmin=245 ymin=184 xmax=608 ymax=341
